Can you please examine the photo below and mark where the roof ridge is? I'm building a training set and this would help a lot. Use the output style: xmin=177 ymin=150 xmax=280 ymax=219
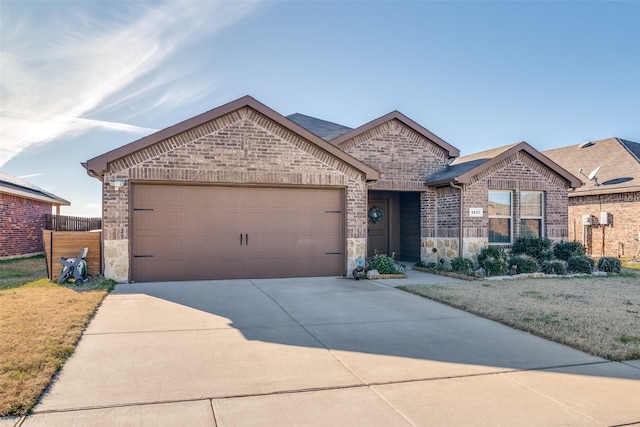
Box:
xmin=617 ymin=138 xmax=640 ymax=163
xmin=0 ymin=170 xmax=70 ymax=205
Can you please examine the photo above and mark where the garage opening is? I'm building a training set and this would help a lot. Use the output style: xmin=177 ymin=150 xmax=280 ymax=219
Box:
xmin=131 ymin=184 xmax=345 ymax=282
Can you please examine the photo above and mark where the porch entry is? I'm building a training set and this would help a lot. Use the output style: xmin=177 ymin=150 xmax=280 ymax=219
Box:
xmin=367 ymin=191 xmax=420 ymax=261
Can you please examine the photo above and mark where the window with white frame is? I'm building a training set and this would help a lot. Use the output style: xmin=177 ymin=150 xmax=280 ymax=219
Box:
xmin=520 ymin=191 xmax=544 ymax=238
xmin=488 ymin=190 xmax=512 ymax=244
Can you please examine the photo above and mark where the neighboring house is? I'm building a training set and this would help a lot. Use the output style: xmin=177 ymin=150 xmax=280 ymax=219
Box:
xmin=84 ymin=96 xmax=579 ymax=283
xmin=544 ymin=138 xmax=640 ymax=259
xmin=0 ymin=171 xmax=70 ymax=259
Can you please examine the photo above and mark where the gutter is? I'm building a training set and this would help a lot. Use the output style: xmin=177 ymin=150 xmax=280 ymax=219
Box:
xmin=449 ymin=181 xmax=464 ymax=258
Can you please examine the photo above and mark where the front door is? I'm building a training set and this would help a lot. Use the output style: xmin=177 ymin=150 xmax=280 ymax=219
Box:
xmin=367 ymin=198 xmax=389 ymax=257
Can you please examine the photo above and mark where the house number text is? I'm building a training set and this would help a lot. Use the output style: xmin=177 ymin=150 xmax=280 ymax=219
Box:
xmin=469 ymin=208 xmax=483 ymax=217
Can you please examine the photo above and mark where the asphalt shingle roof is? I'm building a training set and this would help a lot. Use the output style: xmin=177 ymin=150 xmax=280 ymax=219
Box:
xmin=286 ymin=113 xmax=353 ymax=141
xmin=426 ymin=142 xmax=581 ymax=189
xmin=0 ymin=170 xmax=70 ymax=205
xmin=426 ymin=143 xmax=519 ymax=184
xmin=543 ymin=138 xmax=640 ymax=196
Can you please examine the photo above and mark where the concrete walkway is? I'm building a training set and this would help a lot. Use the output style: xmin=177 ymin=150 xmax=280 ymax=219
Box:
xmin=9 ymin=270 xmax=640 ymax=426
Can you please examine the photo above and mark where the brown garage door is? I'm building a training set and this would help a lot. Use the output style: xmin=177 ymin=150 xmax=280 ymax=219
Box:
xmin=131 ymin=184 xmax=344 ymax=282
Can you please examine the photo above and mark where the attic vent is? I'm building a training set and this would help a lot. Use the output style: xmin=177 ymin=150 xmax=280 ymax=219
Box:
xmin=579 ymin=141 xmax=594 ymax=148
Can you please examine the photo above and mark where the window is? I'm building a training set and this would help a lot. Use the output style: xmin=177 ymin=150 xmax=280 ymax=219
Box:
xmin=520 ymin=191 xmax=544 ymax=238
xmin=488 ymin=191 xmax=512 ymax=244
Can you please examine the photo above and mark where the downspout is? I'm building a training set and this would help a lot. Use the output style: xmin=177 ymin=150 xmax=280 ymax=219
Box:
xmin=450 ymin=181 xmax=463 ymax=258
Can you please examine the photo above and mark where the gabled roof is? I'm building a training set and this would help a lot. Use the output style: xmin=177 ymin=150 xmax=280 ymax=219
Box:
xmin=0 ymin=170 xmax=70 ymax=206
xmin=286 ymin=113 xmax=353 ymax=141
xmin=83 ymin=96 xmax=379 ymax=182
xmin=427 ymin=142 xmax=582 ymax=188
xmin=543 ymin=137 xmax=640 ymax=196
xmin=329 ymin=111 xmax=460 ymax=158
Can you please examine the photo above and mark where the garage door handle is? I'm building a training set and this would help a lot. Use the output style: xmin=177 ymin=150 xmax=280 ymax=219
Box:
xmin=245 ymin=233 xmax=249 ymax=245
xmin=240 ymin=234 xmax=243 ymax=245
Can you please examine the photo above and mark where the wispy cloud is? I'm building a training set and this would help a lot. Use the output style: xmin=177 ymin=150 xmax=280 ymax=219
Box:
xmin=0 ymin=0 xmax=263 ymax=166
xmin=18 ymin=173 xmax=42 ymax=179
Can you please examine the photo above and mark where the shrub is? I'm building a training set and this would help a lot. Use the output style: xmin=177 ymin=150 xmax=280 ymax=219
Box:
xmin=367 ymin=252 xmax=400 ymax=274
xmin=414 ymin=260 xmax=427 ymax=268
xmin=508 ymin=255 xmax=539 ymax=274
xmin=541 ymin=260 xmax=567 ymax=275
xmin=477 ymin=246 xmax=507 ymax=276
xmin=451 ymin=257 xmax=474 ymax=275
xmin=553 ymin=241 xmax=586 ymax=261
xmin=426 ymin=262 xmax=440 ymax=270
xmin=511 ymin=236 xmax=553 ymax=261
xmin=597 ymin=257 xmax=621 ymax=273
xmin=567 ymin=256 xmax=594 ymax=274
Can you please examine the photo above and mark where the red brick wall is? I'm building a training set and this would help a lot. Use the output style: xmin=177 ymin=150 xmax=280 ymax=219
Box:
xmin=339 ymin=119 xmax=449 ymax=191
xmin=0 ymin=193 xmax=51 ymax=258
xmin=461 ymin=152 xmax=570 ymax=243
xmin=567 ymin=192 xmax=640 ymax=259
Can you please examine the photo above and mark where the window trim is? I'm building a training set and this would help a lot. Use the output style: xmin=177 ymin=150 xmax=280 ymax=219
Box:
xmin=520 ymin=191 xmax=545 ymax=238
xmin=488 ymin=190 xmax=513 ymax=245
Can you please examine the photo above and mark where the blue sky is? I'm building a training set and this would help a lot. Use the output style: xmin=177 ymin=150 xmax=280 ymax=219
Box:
xmin=1 ymin=0 xmax=639 ymax=217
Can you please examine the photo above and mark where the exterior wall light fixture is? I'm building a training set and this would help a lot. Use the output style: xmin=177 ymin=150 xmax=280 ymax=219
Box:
xmin=109 ymin=179 xmax=126 ymax=190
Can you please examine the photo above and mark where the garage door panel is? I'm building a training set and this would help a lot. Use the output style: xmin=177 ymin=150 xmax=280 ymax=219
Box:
xmin=131 ymin=185 xmax=344 ymax=282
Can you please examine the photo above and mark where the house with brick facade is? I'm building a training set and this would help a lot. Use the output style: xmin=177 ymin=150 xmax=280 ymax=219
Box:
xmin=424 ymin=143 xmax=582 ymax=263
xmin=544 ymin=138 xmax=640 ymax=259
xmin=84 ymin=96 xmax=580 ymax=282
xmin=0 ymin=171 xmax=70 ymax=259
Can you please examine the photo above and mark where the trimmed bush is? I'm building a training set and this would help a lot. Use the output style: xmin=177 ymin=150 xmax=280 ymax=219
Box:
xmin=451 ymin=257 xmax=474 ymax=275
xmin=367 ymin=253 xmax=401 ymax=274
xmin=508 ymin=255 xmax=539 ymax=274
xmin=597 ymin=257 xmax=621 ymax=273
xmin=477 ymin=246 xmax=507 ymax=276
xmin=567 ymin=256 xmax=594 ymax=274
xmin=541 ymin=260 xmax=567 ymax=275
xmin=511 ymin=236 xmax=553 ymax=261
xmin=553 ymin=241 xmax=586 ymax=261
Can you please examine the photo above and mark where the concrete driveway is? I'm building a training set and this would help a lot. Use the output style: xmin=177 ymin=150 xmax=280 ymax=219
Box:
xmin=17 ymin=274 xmax=640 ymax=426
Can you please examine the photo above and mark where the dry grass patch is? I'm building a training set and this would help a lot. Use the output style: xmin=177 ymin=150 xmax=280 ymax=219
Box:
xmin=401 ymin=274 xmax=640 ymax=361
xmin=0 ymin=279 xmax=107 ymax=416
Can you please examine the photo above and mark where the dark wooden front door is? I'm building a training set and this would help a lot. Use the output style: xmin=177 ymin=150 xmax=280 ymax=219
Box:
xmin=367 ymin=198 xmax=389 ymax=257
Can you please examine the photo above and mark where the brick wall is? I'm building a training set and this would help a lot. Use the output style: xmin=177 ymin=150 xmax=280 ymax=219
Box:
xmin=422 ymin=151 xmax=571 ymax=263
xmin=462 ymin=152 xmax=569 ymax=244
xmin=567 ymin=192 xmax=640 ymax=258
xmin=0 ymin=193 xmax=51 ymax=258
xmin=339 ymin=119 xmax=449 ymax=191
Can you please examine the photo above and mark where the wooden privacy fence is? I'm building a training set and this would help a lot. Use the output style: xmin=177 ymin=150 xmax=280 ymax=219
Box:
xmin=45 ymin=214 xmax=102 ymax=232
xmin=42 ymin=230 xmax=102 ymax=280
